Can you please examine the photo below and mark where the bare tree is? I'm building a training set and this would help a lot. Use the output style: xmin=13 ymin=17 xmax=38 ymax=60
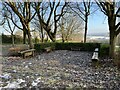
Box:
xmin=1 ymin=3 xmax=26 ymax=44
xmin=1 ymin=3 xmax=18 ymax=46
xmin=32 ymin=2 xmax=48 ymax=42
xmin=32 ymin=19 xmax=46 ymax=42
xmin=68 ymin=1 xmax=98 ymax=43
xmin=96 ymin=0 xmax=120 ymax=58
xmin=59 ymin=14 xmax=83 ymax=42
xmin=5 ymin=2 xmax=37 ymax=48
xmin=34 ymin=1 xmax=68 ymax=42
xmin=53 ymin=1 xmax=68 ymax=41
xmin=3 ymin=18 xmax=16 ymax=46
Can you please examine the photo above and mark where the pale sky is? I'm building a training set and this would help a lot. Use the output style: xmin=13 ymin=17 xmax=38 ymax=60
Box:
xmin=88 ymin=9 xmax=109 ymax=35
xmin=0 ymin=2 xmax=118 ymax=36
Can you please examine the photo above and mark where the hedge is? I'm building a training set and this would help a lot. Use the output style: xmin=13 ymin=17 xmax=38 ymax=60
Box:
xmin=34 ymin=42 xmax=100 ymax=52
xmin=34 ymin=43 xmax=56 ymax=52
xmin=2 ymin=34 xmax=23 ymax=44
xmin=99 ymin=44 xmax=109 ymax=57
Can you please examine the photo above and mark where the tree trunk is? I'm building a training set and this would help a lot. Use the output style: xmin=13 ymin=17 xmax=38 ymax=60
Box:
xmin=53 ymin=19 xmax=57 ymax=42
xmin=61 ymin=33 xmax=65 ymax=42
xmin=61 ymin=20 xmax=65 ymax=43
xmin=84 ymin=13 xmax=88 ymax=43
xmin=62 ymin=39 xmax=65 ymax=43
xmin=11 ymin=34 xmax=15 ymax=47
xmin=108 ymin=16 xmax=116 ymax=58
xmin=27 ymin=32 xmax=33 ymax=49
xmin=41 ymin=5 xmax=44 ymax=43
xmin=41 ymin=25 xmax=44 ymax=43
xmin=23 ymin=31 xmax=26 ymax=44
xmin=45 ymin=35 xmax=48 ymax=42
xmin=27 ymin=24 xmax=33 ymax=49
xmin=47 ymin=31 xmax=55 ymax=42
xmin=109 ymin=31 xmax=116 ymax=58
xmin=62 ymin=35 xmax=65 ymax=43
xmin=37 ymin=12 xmax=55 ymax=42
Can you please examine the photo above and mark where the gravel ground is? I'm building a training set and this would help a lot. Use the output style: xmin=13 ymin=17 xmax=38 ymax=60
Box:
xmin=0 ymin=50 xmax=120 ymax=89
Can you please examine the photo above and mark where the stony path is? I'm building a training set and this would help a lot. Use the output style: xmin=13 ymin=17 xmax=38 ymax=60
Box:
xmin=0 ymin=50 xmax=120 ymax=89
xmin=0 ymin=64 xmax=2 ymax=75
xmin=0 ymin=56 xmax=2 ymax=75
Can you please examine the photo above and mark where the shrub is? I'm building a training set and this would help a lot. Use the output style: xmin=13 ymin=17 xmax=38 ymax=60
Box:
xmin=2 ymin=34 xmax=23 ymax=44
xmin=34 ymin=44 xmax=41 ymax=52
xmin=55 ymin=42 xmax=100 ymax=51
xmin=55 ymin=43 xmax=71 ymax=50
xmin=34 ymin=43 xmax=56 ymax=52
xmin=34 ymin=42 xmax=100 ymax=52
xmin=99 ymin=44 xmax=109 ymax=57
xmin=114 ymin=51 xmax=120 ymax=69
xmin=14 ymin=35 xmax=23 ymax=44
xmin=34 ymin=37 xmax=40 ymax=44
xmin=2 ymin=34 xmax=12 ymax=43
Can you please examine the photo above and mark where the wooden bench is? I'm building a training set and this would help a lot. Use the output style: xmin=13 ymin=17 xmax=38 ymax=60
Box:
xmin=18 ymin=49 xmax=35 ymax=58
xmin=94 ymin=48 xmax=99 ymax=52
xmin=44 ymin=47 xmax=52 ymax=53
xmin=92 ymin=48 xmax=99 ymax=61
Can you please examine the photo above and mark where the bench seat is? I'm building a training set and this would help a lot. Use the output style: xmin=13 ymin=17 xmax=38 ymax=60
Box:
xmin=18 ymin=49 xmax=35 ymax=58
xmin=44 ymin=47 xmax=52 ymax=53
xmin=92 ymin=48 xmax=99 ymax=61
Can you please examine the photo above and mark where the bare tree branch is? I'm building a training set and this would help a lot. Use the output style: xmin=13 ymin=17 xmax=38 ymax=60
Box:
xmin=67 ymin=4 xmax=85 ymax=21
xmin=6 ymin=2 xmax=24 ymax=20
xmin=116 ymin=7 xmax=120 ymax=15
xmin=116 ymin=27 xmax=120 ymax=36
xmin=2 ymin=3 xmax=23 ymax=30
xmin=47 ymin=2 xmax=55 ymax=25
xmin=56 ymin=2 xmax=68 ymax=22
xmin=76 ymin=2 xmax=85 ymax=16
